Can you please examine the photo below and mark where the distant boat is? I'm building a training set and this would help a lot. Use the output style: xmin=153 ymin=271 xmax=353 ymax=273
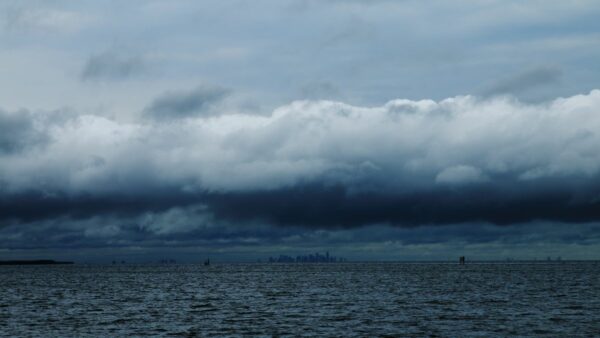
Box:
xmin=204 ymin=258 xmax=210 ymax=266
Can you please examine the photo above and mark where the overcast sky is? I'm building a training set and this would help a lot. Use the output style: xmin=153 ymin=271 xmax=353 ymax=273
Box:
xmin=2 ymin=1 xmax=600 ymax=262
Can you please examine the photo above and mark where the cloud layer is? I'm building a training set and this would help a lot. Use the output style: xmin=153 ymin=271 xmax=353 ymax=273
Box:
xmin=2 ymin=90 xmax=600 ymax=229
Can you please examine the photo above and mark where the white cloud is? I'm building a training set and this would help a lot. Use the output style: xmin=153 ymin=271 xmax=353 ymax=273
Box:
xmin=1 ymin=90 xmax=600 ymax=195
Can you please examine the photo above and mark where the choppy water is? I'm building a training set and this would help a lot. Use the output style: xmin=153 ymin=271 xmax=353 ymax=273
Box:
xmin=1 ymin=262 xmax=600 ymax=337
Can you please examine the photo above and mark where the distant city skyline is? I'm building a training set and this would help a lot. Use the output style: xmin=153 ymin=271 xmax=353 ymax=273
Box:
xmin=268 ymin=251 xmax=346 ymax=263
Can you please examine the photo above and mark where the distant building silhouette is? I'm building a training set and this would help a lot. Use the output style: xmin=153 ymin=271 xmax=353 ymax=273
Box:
xmin=268 ymin=251 xmax=346 ymax=263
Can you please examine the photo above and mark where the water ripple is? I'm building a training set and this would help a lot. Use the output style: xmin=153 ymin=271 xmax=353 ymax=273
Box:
xmin=1 ymin=262 xmax=600 ymax=336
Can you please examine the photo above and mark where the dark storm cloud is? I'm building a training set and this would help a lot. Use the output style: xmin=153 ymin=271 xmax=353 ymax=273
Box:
xmin=481 ymin=66 xmax=562 ymax=97
xmin=81 ymin=51 xmax=145 ymax=81
xmin=0 ymin=189 xmax=199 ymax=224
xmin=0 ymin=108 xmax=46 ymax=153
xmin=2 ymin=176 xmax=600 ymax=229
xmin=143 ymin=86 xmax=231 ymax=120
xmin=204 ymin=179 xmax=600 ymax=227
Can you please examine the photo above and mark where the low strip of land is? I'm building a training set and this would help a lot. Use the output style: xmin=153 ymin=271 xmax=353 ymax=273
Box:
xmin=0 ymin=260 xmax=73 ymax=265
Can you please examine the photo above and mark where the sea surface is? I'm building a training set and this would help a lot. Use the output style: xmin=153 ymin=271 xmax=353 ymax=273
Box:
xmin=1 ymin=262 xmax=600 ymax=337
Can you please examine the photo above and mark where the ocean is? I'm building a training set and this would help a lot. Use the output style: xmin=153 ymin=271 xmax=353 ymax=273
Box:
xmin=2 ymin=262 xmax=599 ymax=337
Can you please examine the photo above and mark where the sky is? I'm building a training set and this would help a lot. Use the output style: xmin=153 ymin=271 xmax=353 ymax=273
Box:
xmin=2 ymin=0 xmax=600 ymax=262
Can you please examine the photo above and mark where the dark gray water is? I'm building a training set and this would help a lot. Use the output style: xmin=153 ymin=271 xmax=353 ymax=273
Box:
xmin=2 ymin=262 xmax=600 ymax=337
